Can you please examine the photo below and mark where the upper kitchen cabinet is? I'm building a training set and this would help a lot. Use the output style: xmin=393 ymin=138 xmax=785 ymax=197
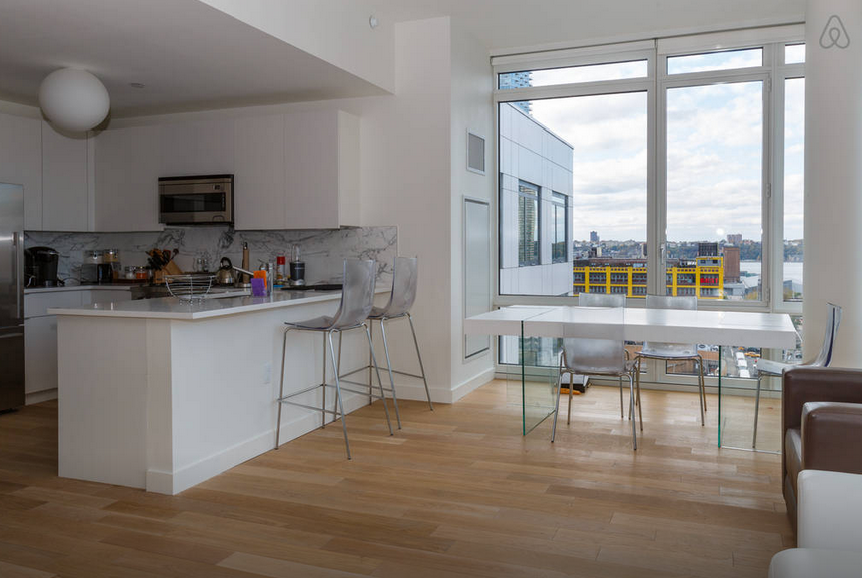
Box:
xmin=94 ymin=124 xmax=162 ymax=231
xmin=159 ymin=119 xmax=235 ymax=177
xmin=0 ymin=113 xmax=42 ymax=230
xmin=41 ymin=121 xmax=90 ymax=231
xmin=284 ymin=110 xmax=360 ymax=229
xmin=233 ymin=114 xmax=285 ymax=230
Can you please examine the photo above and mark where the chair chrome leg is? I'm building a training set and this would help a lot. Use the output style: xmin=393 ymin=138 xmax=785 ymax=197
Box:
xmin=635 ymin=367 xmax=643 ymax=432
xmin=628 ymin=373 xmax=637 ymax=450
xmin=378 ymin=319 xmax=402 ymax=429
xmin=327 ymin=330 xmax=351 ymax=459
xmin=567 ymin=371 xmax=574 ymax=425
xmin=551 ymin=355 xmax=563 ymax=443
xmin=321 ymin=331 xmax=327 ymax=428
xmin=753 ymin=374 xmax=762 ymax=448
xmin=367 ymin=320 xmax=374 ymax=406
xmin=407 ymin=313 xmax=434 ymax=410
xmin=276 ymin=327 xmax=290 ymax=449
xmin=697 ymin=355 xmax=705 ymax=426
xmin=364 ymin=323 xmax=394 ymax=436
xmin=619 ymin=375 xmax=624 ymax=418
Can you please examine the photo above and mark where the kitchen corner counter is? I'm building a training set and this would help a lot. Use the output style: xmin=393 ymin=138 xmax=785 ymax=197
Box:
xmin=49 ymin=288 xmax=388 ymax=320
xmin=56 ymin=285 xmax=391 ymax=495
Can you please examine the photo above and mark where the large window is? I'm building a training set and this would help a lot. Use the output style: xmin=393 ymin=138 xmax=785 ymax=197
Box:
xmin=551 ymin=192 xmax=568 ymax=263
xmin=518 ymin=181 xmax=540 ymax=266
xmin=495 ymin=30 xmax=804 ymax=312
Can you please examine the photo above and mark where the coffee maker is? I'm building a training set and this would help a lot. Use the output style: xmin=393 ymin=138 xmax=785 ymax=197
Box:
xmin=24 ymin=246 xmax=61 ymax=287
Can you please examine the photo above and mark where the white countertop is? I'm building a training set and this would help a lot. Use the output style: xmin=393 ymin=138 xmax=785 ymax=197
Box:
xmin=25 ymin=284 xmax=134 ymax=294
xmin=50 ymin=288 xmax=389 ymax=320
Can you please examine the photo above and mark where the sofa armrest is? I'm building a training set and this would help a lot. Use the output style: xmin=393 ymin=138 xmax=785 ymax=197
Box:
xmin=797 ymin=470 xmax=862 ymax=550
xmin=802 ymin=402 xmax=862 ymax=475
xmin=783 ymin=368 xmax=862 ymax=432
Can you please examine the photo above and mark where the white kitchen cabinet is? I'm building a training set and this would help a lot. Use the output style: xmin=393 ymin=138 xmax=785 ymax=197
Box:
xmin=24 ymin=288 xmax=132 ymax=398
xmin=284 ymin=110 xmax=360 ymax=229
xmin=233 ymin=114 xmax=286 ymax=230
xmin=94 ymin=125 xmax=162 ymax=231
xmin=41 ymin=121 xmax=90 ymax=231
xmin=0 ymin=113 xmax=42 ymax=230
xmin=25 ymin=315 xmax=59 ymax=396
xmin=159 ymin=119 xmax=235 ymax=177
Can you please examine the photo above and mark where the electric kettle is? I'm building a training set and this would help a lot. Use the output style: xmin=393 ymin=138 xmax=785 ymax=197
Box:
xmin=215 ymin=257 xmax=236 ymax=286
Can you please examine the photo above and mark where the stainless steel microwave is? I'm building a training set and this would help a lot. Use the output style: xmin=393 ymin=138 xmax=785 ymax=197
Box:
xmin=158 ymin=174 xmax=233 ymax=225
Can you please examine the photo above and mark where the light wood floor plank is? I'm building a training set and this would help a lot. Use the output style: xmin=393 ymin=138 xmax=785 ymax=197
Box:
xmin=0 ymin=380 xmax=791 ymax=577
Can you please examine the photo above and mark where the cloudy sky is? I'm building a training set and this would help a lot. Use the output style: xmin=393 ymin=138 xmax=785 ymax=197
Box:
xmin=516 ymin=50 xmax=804 ymax=245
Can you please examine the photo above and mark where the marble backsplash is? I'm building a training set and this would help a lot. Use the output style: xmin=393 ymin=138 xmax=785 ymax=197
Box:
xmin=25 ymin=226 xmax=397 ymax=286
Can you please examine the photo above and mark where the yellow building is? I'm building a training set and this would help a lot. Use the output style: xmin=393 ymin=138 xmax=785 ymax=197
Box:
xmin=573 ymin=256 xmax=724 ymax=299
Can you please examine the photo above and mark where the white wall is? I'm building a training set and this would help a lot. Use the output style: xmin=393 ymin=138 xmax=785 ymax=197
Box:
xmin=198 ymin=0 xmax=395 ymax=93
xmin=803 ymin=0 xmax=862 ymax=367
xmin=449 ymin=22 xmax=495 ymax=398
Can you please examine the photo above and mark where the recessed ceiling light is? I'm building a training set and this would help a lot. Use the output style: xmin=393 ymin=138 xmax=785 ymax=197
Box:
xmin=129 ymin=82 xmax=145 ymax=89
xmin=369 ymin=15 xmax=378 ymax=29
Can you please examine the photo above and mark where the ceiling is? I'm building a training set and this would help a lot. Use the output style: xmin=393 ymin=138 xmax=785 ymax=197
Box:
xmin=0 ymin=0 xmax=805 ymax=118
xmin=0 ymin=0 xmax=387 ymax=118
xmin=375 ymin=0 xmax=805 ymax=53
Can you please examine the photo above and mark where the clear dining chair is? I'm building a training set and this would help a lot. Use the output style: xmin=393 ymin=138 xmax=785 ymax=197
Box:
xmin=571 ymin=292 xmax=629 ymax=419
xmin=752 ymin=302 xmax=842 ymax=447
xmin=275 ymin=259 xmax=393 ymax=459
xmin=551 ymin=295 xmax=639 ymax=449
xmin=634 ymin=295 xmax=705 ymax=430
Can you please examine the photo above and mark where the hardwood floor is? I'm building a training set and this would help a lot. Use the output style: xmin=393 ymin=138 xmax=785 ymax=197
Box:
xmin=0 ymin=381 xmax=791 ymax=577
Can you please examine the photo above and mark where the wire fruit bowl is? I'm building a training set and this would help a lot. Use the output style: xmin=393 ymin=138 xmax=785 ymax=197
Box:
xmin=164 ymin=274 xmax=215 ymax=302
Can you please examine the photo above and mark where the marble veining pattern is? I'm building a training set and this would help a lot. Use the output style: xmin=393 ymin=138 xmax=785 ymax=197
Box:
xmin=25 ymin=226 xmax=397 ymax=286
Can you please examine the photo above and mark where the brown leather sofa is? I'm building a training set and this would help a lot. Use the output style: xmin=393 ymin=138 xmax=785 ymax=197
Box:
xmin=783 ymin=367 xmax=862 ymax=527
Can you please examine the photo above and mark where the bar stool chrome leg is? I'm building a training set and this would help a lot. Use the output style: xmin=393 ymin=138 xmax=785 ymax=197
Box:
xmin=407 ymin=313 xmax=434 ymax=410
xmin=326 ymin=329 xmax=351 ymax=459
xmin=364 ymin=323 xmax=394 ymax=436
xmin=275 ymin=327 xmax=292 ymax=449
xmin=551 ymin=353 xmax=564 ymax=443
xmin=367 ymin=321 xmax=374 ymax=406
xmin=321 ymin=332 xmax=326 ymax=429
xmin=378 ymin=319 xmax=403 ymax=429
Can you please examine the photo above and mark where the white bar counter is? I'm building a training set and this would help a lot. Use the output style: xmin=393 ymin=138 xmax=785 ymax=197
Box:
xmin=53 ymin=289 xmax=387 ymax=495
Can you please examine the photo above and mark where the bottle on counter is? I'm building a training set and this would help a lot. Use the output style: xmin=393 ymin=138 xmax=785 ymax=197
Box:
xmin=275 ymin=255 xmax=286 ymax=287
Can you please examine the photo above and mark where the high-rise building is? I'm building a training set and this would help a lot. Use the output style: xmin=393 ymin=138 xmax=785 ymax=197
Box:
xmin=726 ymin=233 xmax=743 ymax=245
xmin=590 ymin=231 xmax=599 ymax=243
xmin=723 ymin=245 xmax=741 ymax=282
xmin=498 ymin=72 xmax=532 ymax=114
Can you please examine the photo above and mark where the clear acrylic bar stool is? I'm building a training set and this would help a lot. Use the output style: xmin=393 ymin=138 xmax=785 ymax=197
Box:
xmin=339 ymin=257 xmax=433 ymax=431
xmin=275 ymin=259 xmax=393 ymax=459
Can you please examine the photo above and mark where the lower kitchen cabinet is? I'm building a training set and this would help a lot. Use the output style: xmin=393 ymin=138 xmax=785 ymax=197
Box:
xmin=24 ymin=288 xmax=132 ymax=401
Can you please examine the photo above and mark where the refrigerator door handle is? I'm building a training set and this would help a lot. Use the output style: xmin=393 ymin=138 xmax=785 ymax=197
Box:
xmin=13 ymin=232 xmax=21 ymax=321
xmin=0 ymin=331 xmax=23 ymax=339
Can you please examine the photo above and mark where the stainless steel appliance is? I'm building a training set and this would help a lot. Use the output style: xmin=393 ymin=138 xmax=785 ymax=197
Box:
xmin=24 ymin=246 xmax=60 ymax=287
xmin=0 ymin=183 xmax=24 ymax=411
xmin=158 ymin=174 xmax=233 ymax=225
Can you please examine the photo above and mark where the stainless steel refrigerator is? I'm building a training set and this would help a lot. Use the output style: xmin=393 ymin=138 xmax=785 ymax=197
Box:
xmin=0 ymin=183 xmax=24 ymax=411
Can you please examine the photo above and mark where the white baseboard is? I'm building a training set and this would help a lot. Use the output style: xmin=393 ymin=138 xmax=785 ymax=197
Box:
xmin=450 ymin=367 xmax=496 ymax=403
xmin=26 ymin=389 xmax=57 ymax=405
xmin=145 ymin=389 xmax=375 ymax=495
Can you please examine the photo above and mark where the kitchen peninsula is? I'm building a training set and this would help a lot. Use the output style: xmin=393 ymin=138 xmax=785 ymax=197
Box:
xmin=51 ymin=289 xmax=386 ymax=494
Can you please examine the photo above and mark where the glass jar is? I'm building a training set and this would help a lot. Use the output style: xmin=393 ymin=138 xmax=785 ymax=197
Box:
xmin=102 ymin=249 xmax=121 ymax=280
xmin=134 ymin=266 xmax=149 ymax=281
xmin=124 ymin=266 xmax=136 ymax=280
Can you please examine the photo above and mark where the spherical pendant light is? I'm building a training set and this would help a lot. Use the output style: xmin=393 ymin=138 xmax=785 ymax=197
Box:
xmin=38 ymin=68 xmax=110 ymax=132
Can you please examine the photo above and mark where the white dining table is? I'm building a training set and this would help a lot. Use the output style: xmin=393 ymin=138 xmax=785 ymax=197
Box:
xmin=464 ymin=305 xmax=798 ymax=445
